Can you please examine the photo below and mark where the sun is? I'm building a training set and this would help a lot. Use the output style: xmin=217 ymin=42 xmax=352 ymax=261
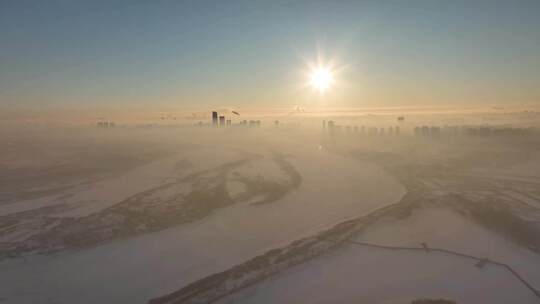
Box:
xmin=309 ymin=66 xmax=333 ymax=93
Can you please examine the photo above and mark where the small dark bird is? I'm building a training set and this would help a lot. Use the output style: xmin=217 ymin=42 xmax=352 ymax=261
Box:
xmin=232 ymin=111 xmax=240 ymax=115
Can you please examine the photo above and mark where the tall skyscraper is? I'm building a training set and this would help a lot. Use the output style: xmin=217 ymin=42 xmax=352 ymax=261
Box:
xmin=212 ymin=111 xmax=218 ymax=126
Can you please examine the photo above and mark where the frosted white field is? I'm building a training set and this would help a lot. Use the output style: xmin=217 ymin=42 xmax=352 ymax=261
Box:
xmin=217 ymin=207 xmax=540 ymax=304
xmin=0 ymin=147 xmax=243 ymax=218
xmin=0 ymin=136 xmax=405 ymax=304
xmin=358 ymin=207 xmax=540 ymax=288
xmin=218 ymin=245 xmax=537 ymax=304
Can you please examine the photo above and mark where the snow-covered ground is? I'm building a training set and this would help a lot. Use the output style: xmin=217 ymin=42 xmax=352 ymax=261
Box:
xmin=217 ymin=207 xmax=540 ymax=304
xmin=0 ymin=138 xmax=405 ymax=304
xmin=0 ymin=147 xmax=244 ymax=217
xmin=359 ymin=207 xmax=540 ymax=288
xmin=218 ymin=244 xmax=536 ymax=304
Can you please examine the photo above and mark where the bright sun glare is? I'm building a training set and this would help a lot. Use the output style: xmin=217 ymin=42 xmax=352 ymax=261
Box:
xmin=309 ymin=67 xmax=333 ymax=93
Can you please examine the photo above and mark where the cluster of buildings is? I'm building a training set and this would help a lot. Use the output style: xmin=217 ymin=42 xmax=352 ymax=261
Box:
xmin=414 ymin=125 xmax=535 ymax=137
xmin=212 ymin=111 xmax=231 ymax=126
xmin=323 ymin=120 xmax=401 ymax=136
xmin=96 ymin=121 xmax=116 ymax=128
xmin=414 ymin=126 xmax=441 ymax=137
xmin=206 ymin=111 xmax=261 ymax=128
xmin=239 ymin=120 xmax=262 ymax=127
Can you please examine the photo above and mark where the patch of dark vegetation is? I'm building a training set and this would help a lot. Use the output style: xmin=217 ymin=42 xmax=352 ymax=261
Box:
xmin=349 ymin=150 xmax=424 ymax=192
xmin=0 ymin=184 xmax=80 ymax=205
xmin=173 ymin=159 xmax=193 ymax=174
xmin=148 ymin=220 xmax=356 ymax=304
xmin=352 ymin=147 xmax=540 ymax=254
xmin=412 ymin=299 xmax=457 ymax=304
xmin=0 ymin=143 xmax=178 ymax=204
xmin=1 ymin=154 xmax=304 ymax=258
xmin=1 ymin=159 xmax=248 ymax=257
xmin=241 ymin=153 xmax=302 ymax=205
xmin=453 ymin=197 xmax=540 ymax=253
xmin=0 ymin=217 xmax=18 ymax=230
xmin=351 ymin=150 xmax=401 ymax=166
xmin=272 ymin=153 xmax=302 ymax=189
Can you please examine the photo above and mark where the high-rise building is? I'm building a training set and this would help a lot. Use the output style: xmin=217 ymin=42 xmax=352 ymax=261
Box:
xmin=212 ymin=111 xmax=218 ymax=126
xmin=327 ymin=121 xmax=335 ymax=138
xmin=327 ymin=120 xmax=335 ymax=130
xmin=422 ymin=126 xmax=429 ymax=136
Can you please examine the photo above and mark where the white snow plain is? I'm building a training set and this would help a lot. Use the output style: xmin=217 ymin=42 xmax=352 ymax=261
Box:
xmin=217 ymin=207 xmax=540 ymax=304
xmin=0 ymin=138 xmax=405 ymax=304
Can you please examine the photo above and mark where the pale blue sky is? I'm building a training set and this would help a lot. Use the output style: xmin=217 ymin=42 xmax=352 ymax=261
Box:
xmin=1 ymin=0 xmax=539 ymax=108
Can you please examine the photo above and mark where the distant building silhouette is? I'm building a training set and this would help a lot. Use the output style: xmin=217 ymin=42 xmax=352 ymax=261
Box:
xmin=422 ymin=126 xmax=429 ymax=136
xmin=97 ymin=121 xmax=115 ymax=128
xmin=219 ymin=116 xmax=225 ymax=126
xmin=212 ymin=111 xmax=218 ymax=126
xmin=327 ymin=120 xmax=335 ymax=134
xmin=430 ymin=126 xmax=441 ymax=136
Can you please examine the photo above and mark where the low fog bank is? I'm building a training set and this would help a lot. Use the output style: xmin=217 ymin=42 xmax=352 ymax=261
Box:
xmin=1 ymin=108 xmax=540 ymax=303
xmin=2 ymin=107 xmax=540 ymax=203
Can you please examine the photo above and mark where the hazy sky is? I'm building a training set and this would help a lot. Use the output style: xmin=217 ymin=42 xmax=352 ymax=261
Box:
xmin=1 ymin=0 xmax=539 ymax=109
